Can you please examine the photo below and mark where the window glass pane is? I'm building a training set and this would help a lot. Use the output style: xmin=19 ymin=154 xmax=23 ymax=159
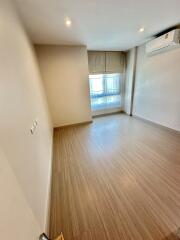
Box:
xmin=89 ymin=73 xmax=121 ymax=112
xmin=89 ymin=74 xmax=104 ymax=97
xmin=104 ymin=74 xmax=120 ymax=95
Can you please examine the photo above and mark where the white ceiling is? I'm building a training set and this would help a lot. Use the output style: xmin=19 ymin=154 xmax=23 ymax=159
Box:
xmin=15 ymin=0 xmax=180 ymax=51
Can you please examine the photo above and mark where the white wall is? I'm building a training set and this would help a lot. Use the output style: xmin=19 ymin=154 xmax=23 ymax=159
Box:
xmin=0 ymin=150 xmax=40 ymax=239
xmin=35 ymin=45 xmax=92 ymax=127
xmin=0 ymin=0 xmax=53 ymax=239
xmin=124 ymin=48 xmax=136 ymax=114
xmin=133 ymin=45 xmax=180 ymax=131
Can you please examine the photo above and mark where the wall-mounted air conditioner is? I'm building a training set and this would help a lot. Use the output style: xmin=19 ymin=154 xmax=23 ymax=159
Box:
xmin=146 ymin=29 xmax=180 ymax=54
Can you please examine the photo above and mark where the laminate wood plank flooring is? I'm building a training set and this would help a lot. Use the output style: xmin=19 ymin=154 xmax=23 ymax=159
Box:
xmin=50 ymin=114 xmax=180 ymax=240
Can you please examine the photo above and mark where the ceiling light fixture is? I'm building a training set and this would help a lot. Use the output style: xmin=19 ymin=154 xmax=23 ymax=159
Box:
xmin=139 ymin=27 xmax=145 ymax=33
xmin=65 ymin=18 xmax=72 ymax=27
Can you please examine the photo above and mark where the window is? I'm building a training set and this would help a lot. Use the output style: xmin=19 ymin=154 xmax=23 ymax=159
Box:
xmin=89 ymin=73 xmax=121 ymax=112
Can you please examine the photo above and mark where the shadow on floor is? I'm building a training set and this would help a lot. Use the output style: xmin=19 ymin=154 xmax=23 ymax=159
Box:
xmin=163 ymin=232 xmax=179 ymax=240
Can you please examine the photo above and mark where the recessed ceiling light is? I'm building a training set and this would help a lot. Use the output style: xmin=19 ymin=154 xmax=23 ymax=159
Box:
xmin=65 ymin=18 xmax=72 ymax=27
xmin=139 ymin=27 xmax=145 ymax=32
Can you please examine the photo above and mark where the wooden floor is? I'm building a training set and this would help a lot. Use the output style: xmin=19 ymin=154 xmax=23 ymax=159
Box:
xmin=50 ymin=114 xmax=180 ymax=240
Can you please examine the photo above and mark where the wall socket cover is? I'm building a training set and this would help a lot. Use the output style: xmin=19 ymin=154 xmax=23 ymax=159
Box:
xmin=30 ymin=119 xmax=38 ymax=135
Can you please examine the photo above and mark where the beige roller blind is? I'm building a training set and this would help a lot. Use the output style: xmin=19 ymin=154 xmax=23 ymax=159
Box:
xmin=88 ymin=51 xmax=125 ymax=74
xmin=88 ymin=51 xmax=106 ymax=74
xmin=105 ymin=52 xmax=125 ymax=73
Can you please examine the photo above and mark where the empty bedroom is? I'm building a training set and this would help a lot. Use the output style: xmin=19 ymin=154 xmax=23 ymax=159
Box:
xmin=0 ymin=0 xmax=180 ymax=240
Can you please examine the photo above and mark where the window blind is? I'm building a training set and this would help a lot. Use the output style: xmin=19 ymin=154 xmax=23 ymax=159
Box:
xmin=88 ymin=51 xmax=125 ymax=74
xmin=88 ymin=51 xmax=106 ymax=74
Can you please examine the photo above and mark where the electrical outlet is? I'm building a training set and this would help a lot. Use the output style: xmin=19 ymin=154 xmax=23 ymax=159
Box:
xmin=30 ymin=119 xmax=38 ymax=135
